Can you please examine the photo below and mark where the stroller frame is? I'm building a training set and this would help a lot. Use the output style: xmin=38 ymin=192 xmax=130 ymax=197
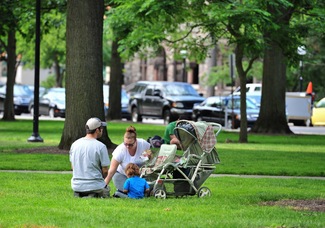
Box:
xmin=142 ymin=120 xmax=222 ymax=199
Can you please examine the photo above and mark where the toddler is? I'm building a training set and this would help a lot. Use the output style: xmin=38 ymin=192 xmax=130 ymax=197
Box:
xmin=123 ymin=163 xmax=150 ymax=199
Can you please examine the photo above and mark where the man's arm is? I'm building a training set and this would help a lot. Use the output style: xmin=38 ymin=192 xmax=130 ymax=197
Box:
xmin=101 ymin=166 xmax=108 ymax=178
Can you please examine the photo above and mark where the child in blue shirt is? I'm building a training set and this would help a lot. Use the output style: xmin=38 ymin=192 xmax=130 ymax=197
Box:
xmin=123 ymin=163 xmax=150 ymax=199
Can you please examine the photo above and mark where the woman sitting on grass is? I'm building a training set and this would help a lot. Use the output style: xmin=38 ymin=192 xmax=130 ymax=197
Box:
xmin=123 ymin=163 xmax=150 ymax=199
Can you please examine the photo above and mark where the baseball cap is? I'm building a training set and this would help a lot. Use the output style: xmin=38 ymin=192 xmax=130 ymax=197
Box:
xmin=86 ymin=117 xmax=107 ymax=130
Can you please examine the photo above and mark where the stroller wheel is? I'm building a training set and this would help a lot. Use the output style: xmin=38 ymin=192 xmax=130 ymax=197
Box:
xmin=197 ymin=187 xmax=211 ymax=198
xmin=154 ymin=189 xmax=167 ymax=199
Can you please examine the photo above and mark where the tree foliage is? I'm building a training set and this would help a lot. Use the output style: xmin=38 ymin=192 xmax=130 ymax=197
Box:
xmin=107 ymin=0 xmax=325 ymax=138
xmin=0 ymin=0 xmax=35 ymax=120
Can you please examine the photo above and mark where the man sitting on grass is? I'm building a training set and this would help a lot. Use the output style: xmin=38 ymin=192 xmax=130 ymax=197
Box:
xmin=69 ymin=117 xmax=111 ymax=198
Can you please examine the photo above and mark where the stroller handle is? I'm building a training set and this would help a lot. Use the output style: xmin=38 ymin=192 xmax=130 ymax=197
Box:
xmin=207 ymin=122 xmax=222 ymax=136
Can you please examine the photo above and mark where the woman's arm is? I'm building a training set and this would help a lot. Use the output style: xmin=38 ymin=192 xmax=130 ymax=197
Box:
xmin=105 ymin=158 xmax=119 ymax=185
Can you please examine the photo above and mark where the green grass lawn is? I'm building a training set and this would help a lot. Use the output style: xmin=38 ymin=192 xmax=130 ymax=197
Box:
xmin=0 ymin=120 xmax=324 ymax=177
xmin=0 ymin=119 xmax=324 ymax=227
xmin=0 ymin=172 xmax=324 ymax=228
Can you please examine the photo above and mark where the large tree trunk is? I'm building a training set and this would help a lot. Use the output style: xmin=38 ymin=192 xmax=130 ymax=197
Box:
xmin=107 ymin=40 xmax=123 ymax=120
xmin=251 ymin=3 xmax=293 ymax=134
xmin=251 ymin=40 xmax=292 ymax=134
xmin=2 ymin=29 xmax=16 ymax=121
xmin=59 ymin=0 xmax=116 ymax=151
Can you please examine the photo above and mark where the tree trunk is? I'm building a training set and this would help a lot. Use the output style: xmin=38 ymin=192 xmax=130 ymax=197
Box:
xmin=251 ymin=3 xmax=293 ymax=134
xmin=251 ymin=40 xmax=292 ymax=134
xmin=2 ymin=29 xmax=16 ymax=121
xmin=59 ymin=0 xmax=116 ymax=152
xmin=234 ymin=44 xmax=248 ymax=143
xmin=107 ymin=40 xmax=123 ymax=120
xmin=205 ymin=44 xmax=217 ymax=97
xmin=53 ymin=54 xmax=63 ymax=87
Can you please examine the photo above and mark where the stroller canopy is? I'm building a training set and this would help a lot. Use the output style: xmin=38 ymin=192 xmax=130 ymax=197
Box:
xmin=174 ymin=120 xmax=221 ymax=165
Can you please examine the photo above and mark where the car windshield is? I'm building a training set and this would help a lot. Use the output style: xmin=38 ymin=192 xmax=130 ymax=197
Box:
xmin=0 ymin=85 xmax=33 ymax=96
xmin=51 ymin=91 xmax=65 ymax=101
xmin=15 ymin=85 xmax=33 ymax=96
xmin=103 ymin=85 xmax=129 ymax=102
xmin=163 ymin=84 xmax=199 ymax=96
xmin=316 ymin=99 xmax=325 ymax=108
xmin=226 ymin=97 xmax=258 ymax=109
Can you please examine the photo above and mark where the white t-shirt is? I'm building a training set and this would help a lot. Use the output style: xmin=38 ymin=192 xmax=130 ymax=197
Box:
xmin=69 ymin=137 xmax=110 ymax=192
xmin=113 ymin=138 xmax=150 ymax=175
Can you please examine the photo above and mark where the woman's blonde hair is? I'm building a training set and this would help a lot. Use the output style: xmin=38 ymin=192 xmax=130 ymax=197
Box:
xmin=124 ymin=126 xmax=137 ymax=139
xmin=125 ymin=163 xmax=140 ymax=177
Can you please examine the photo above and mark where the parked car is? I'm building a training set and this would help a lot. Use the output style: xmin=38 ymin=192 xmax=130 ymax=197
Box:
xmin=28 ymin=85 xmax=46 ymax=96
xmin=127 ymin=81 xmax=205 ymax=124
xmin=311 ymin=97 xmax=325 ymax=126
xmin=0 ymin=84 xmax=33 ymax=115
xmin=103 ymin=85 xmax=131 ymax=120
xmin=246 ymin=93 xmax=261 ymax=108
xmin=29 ymin=88 xmax=65 ymax=118
xmin=192 ymin=95 xmax=260 ymax=129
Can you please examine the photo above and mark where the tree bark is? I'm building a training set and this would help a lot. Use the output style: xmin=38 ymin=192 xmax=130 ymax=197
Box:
xmin=2 ymin=29 xmax=16 ymax=121
xmin=53 ymin=54 xmax=63 ymax=88
xmin=251 ymin=40 xmax=292 ymax=134
xmin=235 ymin=44 xmax=248 ymax=143
xmin=107 ymin=40 xmax=123 ymax=120
xmin=59 ymin=0 xmax=116 ymax=151
xmin=205 ymin=44 xmax=217 ymax=97
xmin=251 ymin=3 xmax=293 ymax=134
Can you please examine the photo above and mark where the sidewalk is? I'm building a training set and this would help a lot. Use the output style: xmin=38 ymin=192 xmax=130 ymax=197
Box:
xmin=1 ymin=170 xmax=324 ymax=180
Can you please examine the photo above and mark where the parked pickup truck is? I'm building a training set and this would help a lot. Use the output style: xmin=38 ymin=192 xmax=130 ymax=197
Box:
xmin=127 ymin=81 xmax=205 ymax=124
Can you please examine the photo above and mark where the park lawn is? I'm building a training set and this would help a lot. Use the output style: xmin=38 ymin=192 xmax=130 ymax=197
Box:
xmin=0 ymin=172 xmax=324 ymax=227
xmin=0 ymin=119 xmax=324 ymax=177
xmin=0 ymin=120 xmax=324 ymax=227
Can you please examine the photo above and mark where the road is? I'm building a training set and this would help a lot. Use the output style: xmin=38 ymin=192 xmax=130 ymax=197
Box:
xmin=2 ymin=114 xmax=325 ymax=135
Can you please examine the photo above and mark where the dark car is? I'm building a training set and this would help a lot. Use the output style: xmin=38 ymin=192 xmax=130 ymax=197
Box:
xmin=29 ymin=88 xmax=65 ymax=118
xmin=0 ymin=84 xmax=33 ymax=115
xmin=192 ymin=95 xmax=260 ymax=129
xmin=28 ymin=85 xmax=46 ymax=96
xmin=127 ymin=81 xmax=205 ymax=124
xmin=103 ymin=85 xmax=131 ymax=120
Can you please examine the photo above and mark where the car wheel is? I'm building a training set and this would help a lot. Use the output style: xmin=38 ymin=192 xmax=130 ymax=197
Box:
xmin=226 ymin=119 xmax=233 ymax=129
xmin=49 ymin=108 xmax=55 ymax=118
xmin=163 ymin=109 xmax=171 ymax=125
xmin=131 ymin=107 xmax=142 ymax=122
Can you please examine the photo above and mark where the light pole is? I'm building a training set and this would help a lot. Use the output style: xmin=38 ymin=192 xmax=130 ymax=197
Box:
xmin=28 ymin=0 xmax=43 ymax=142
xmin=180 ymin=50 xmax=187 ymax=82
xmin=297 ymin=46 xmax=306 ymax=92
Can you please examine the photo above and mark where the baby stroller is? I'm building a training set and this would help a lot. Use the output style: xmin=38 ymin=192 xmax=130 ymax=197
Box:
xmin=140 ymin=120 xmax=221 ymax=199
